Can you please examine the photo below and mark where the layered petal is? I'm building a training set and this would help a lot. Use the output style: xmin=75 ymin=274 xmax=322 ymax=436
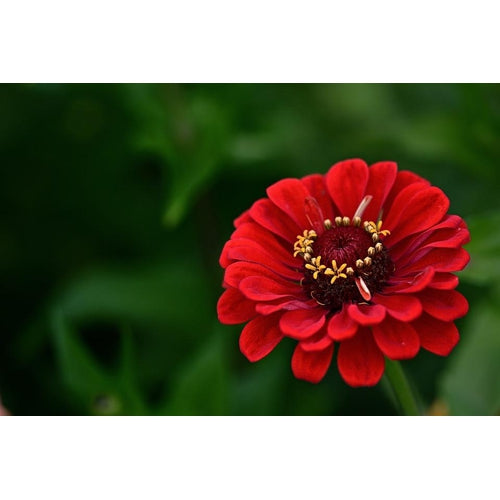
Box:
xmin=224 ymin=261 xmax=298 ymax=290
xmin=385 ymin=267 xmax=435 ymax=294
xmin=372 ymin=316 xmax=420 ymax=359
xmin=418 ymin=288 xmax=469 ymax=321
xmin=217 ymin=288 xmax=256 ymax=324
xmin=249 ymin=198 xmax=300 ymax=242
xmin=234 ymin=210 xmax=252 ymax=227
xmin=327 ymin=306 xmax=358 ymax=341
xmin=231 ymin=222 xmax=293 ymax=261
xmin=337 ymin=328 xmax=385 ymax=387
xmin=267 ymin=178 xmax=312 ymax=229
xmin=256 ymin=298 xmax=316 ymax=315
xmin=428 ymin=273 xmax=459 ymax=290
xmin=304 ymin=196 xmax=326 ymax=234
xmin=279 ymin=307 xmax=327 ymax=340
xmin=292 ymin=343 xmax=334 ymax=383
xmin=388 ymin=214 xmax=469 ymax=264
xmin=240 ymin=276 xmax=302 ymax=301
xmin=396 ymin=247 xmax=470 ymax=275
xmin=412 ymin=313 xmax=460 ymax=356
xmin=221 ymin=238 xmax=299 ymax=279
xmin=301 ymin=173 xmax=335 ymax=223
xmin=240 ymin=314 xmax=283 ymax=361
xmin=326 ymin=159 xmax=369 ymax=217
xmin=373 ymin=294 xmax=422 ymax=322
xmin=362 ymin=161 xmax=397 ymax=221
xmin=385 ymin=181 xmax=431 ymax=228
xmin=347 ymin=303 xmax=386 ymax=326
xmin=384 ymin=186 xmax=450 ymax=245
xmin=383 ymin=170 xmax=430 ymax=214
xmin=300 ymin=325 xmax=334 ymax=352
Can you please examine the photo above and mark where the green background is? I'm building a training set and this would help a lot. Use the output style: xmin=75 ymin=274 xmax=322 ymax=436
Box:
xmin=1 ymin=83 xmax=499 ymax=415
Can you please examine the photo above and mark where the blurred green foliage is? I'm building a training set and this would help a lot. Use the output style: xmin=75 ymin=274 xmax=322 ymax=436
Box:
xmin=1 ymin=83 xmax=499 ymax=415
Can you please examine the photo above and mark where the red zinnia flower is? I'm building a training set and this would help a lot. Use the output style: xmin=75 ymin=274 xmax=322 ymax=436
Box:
xmin=217 ymin=159 xmax=470 ymax=387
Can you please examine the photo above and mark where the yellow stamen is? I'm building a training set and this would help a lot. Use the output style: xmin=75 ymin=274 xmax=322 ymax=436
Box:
xmin=293 ymin=215 xmax=389 ymax=297
xmin=365 ymin=220 xmax=390 ymax=238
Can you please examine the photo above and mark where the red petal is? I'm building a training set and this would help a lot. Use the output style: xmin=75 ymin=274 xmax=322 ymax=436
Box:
xmin=267 ymin=178 xmax=311 ymax=229
xmin=373 ymin=294 xmax=422 ymax=321
xmin=383 ymin=170 xmax=430 ymax=214
xmin=301 ymin=174 xmax=336 ymax=222
xmin=413 ymin=216 xmax=470 ymax=250
xmin=240 ymin=276 xmax=302 ymax=301
xmin=249 ymin=198 xmax=300 ymax=242
xmin=398 ymin=247 xmax=470 ymax=275
xmin=419 ymin=226 xmax=471 ymax=251
xmin=386 ymin=267 xmax=435 ymax=294
xmin=372 ymin=316 xmax=420 ymax=360
xmin=231 ymin=223 xmax=298 ymax=269
xmin=362 ymin=161 xmax=398 ymax=221
xmin=327 ymin=306 xmax=358 ymax=340
xmin=219 ymin=237 xmax=233 ymax=268
xmin=239 ymin=314 xmax=284 ymax=361
xmin=256 ymin=299 xmax=316 ymax=315
xmin=418 ymin=289 xmax=469 ymax=321
xmin=234 ymin=210 xmax=252 ymax=228
xmin=304 ymin=196 xmax=325 ymax=234
xmin=224 ymin=261 xmax=297 ymax=290
xmin=300 ymin=325 xmax=334 ymax=352
xmin=291 ymin=343 xmax=334 ymax=383
xmin=279 ymin=308 xmax=326 ymax=340
xmin=347 ymin=303 xmax=386 ymax=325
xmin=385 ymin=182 xmax=431 ymax=228
xmin=223 ymin=239 xmax=300 ymax=280
xmin=412 ymin=313 xmax=460 ymax=356
xmin=337 ymin=328 xmax=385 ymax=387
xmin=429 ymin=273 xmax=459 ymax=290
xmin=326 ymin=159 xmax=369 ymax=218
xmin=389 ymin=215 xmax=468 ymax=264
xmin=395 ymin=230 xmax=470 ymax=270
xmin=231 ymin=222 xmax=293 ymax=261
xmin=217 ymin=288 xmax=256 ymax=324
xmin=384 ymin=186 xmax=450 ymax=245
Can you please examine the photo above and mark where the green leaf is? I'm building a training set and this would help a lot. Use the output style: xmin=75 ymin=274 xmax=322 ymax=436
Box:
xmin=56 ymin=259 xmax=212 ymax=336
xmin=460 ymin=212 xmax=500 ymax=285
xmin=439 ymin=296 xmax=500 ymax=415
xmin=51 ymin=310 xmax=146 ymax=415
xmin=163 ymin=326 xmax=229 ymax=415
xmin=125 ymin=84 xmax=231 ymax=227
xmin=230 ymin=347 xmax=289 ymax=415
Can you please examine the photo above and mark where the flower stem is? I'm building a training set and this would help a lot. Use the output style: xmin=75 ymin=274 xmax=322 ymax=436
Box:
xmin=384 ymin=359 xmax=420 ymax=416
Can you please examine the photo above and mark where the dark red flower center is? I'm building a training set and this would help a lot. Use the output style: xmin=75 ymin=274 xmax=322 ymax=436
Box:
xmin=293 ymin=216 xmax=394 ymax=312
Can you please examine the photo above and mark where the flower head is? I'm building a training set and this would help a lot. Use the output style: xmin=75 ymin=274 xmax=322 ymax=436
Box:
xmin=217 ymin=160 xmax=470 ymax=386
